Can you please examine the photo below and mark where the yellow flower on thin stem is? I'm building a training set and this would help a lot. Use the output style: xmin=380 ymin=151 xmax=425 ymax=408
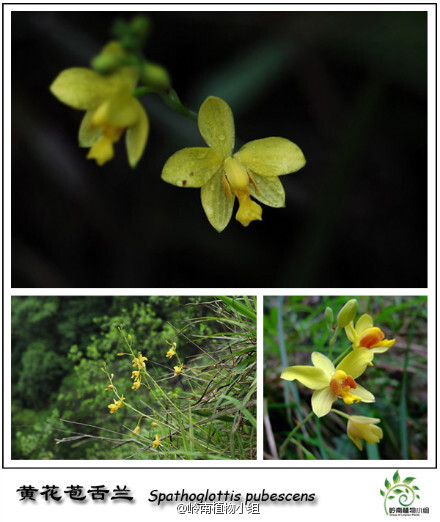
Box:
xmin=345 ymin=314 xmax=395 ymax=354
xmin=50 ymin=46 xmax=149 ymax=167
xmin=165 ymin=341 xmax=177 ymax=358
xmin=161 ymin=96 xmax=306 ymax=231
xmin=152 ymin=434 xmax=161 ymax=449
xmin=134 ymin=426 xmax=141 ymax=435
xmin=174 ymin=364 xmax=183 ymax=376
xmin=108 ymin=394 xmax=125 ymax=414
xmin=132 ymin=352 xmax=148 ymax=369
xmin=281 ymin=351 xmax=375 ymax=417
xmin=346 ymin=415 xmax=383 ymax=451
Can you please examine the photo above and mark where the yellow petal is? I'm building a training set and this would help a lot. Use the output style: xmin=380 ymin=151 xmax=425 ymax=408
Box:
xmin=126 ymin=101 xmax=149 ymax=168
xmin=234 ymin=137 xmax=305 ymax=177
xmin=349 ymin=415 xmax=381 ymax=425
xmin=101 ymin=40 xmax=126 ymax=57
xmin=250 ymin=173 xmax=285 ymax=207
xmin=352 ymin=384 xmax=375 ymax=403
xmin=235 ymin=196 xmax=262 ymax=227
xmin=200 ymin=171 xmax=234 ymax=232
xmin=161 ymin=148 xmax=223 ymax=187
xmin=347 ymin=416 xmax=383 ymax=451
xmin=79 ymin=110 xmax=102 ymax=147
xmin=50 ymin=68 xmax=117 ymax=110
xmin=344 ymin=323 xmax=356 ymax=343
xmin=311 ymin=387 xmax=336 ymax=417
xmin=336 ymin=348 xmax=374 ymax=379
xmin=280 ymin=365 xmax=329 ymax=389
xmin=87 ymin=136 xmax=114 ymax=166
xmin=198 ymin=96 xmax=234 ymax=157
xmin=355 ymin=314 xmax=374 ymax=335
xmin=311 ymin=352 xmax=335 ymax=379
xmin=92 ymin=92 xmax=141 ymax=128
xmin=109 ymin=66 xmax=140 ymax=92
xmin=370 ymin=341 xmax=395 ymax=354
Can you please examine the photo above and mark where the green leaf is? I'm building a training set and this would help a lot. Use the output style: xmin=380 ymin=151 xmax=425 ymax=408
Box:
xmin=217 ymin=296 xmax=257 ymax=322
xmin=388 ymin=496 xmax=395 ymax=500
xmin=403 ymin=477 xmax=416 ymax=484
xmin=394 ymin=489 xmax=403 ymax=494
xmin=385 ymin=478 xmax=391 ymax=489
xmin=413 ymin=486 xmax=420 ymax=491
xmin=416 ymin=495 xmax=420 ymax=499
xmin=393 ymin=471 xmax=400 ymax=484
xmin=380 ymin=489 xmax=385 ymax=497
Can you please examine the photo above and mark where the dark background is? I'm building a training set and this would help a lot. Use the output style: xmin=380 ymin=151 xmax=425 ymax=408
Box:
xmin=12 ymin=11 xmax=427 ymax=288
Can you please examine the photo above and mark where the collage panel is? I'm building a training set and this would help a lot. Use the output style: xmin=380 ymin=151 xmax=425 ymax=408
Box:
xmin=11 ymin=295 xmax=256 ymax=461
xmin=11 ymin=10 xmax=427 ymax=289
xmin=263 ymin=296 xmax=427 ymax=461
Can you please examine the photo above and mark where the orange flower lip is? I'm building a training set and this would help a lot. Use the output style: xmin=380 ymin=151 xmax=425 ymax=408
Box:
xmin=359 ymin=327 xmax=385 ymax=348
xmin=330 ymin=371 xmax=356 ymax=397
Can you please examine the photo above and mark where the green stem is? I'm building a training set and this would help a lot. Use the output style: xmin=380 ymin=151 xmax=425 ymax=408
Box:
xmin=133 ymin=86 xmax=155 ymax=97
xmin=280 ymin=411 xmax=314 ymax=457
xmin=159 ymin=88 xmax=198 ymax=120
xmin=333 ymin=345 xmax=353 ymax=366
xmin=330 ymin=408 xmax=350 ymax=420
xmin=328 ymin=326 xmax=341 ymax=359
xmin=134 ymin=85 xmax=197 ymax=121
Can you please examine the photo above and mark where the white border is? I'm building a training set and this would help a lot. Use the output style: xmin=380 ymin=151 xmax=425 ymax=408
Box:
xmin=2 ymin=3 xmax=436 ymax=469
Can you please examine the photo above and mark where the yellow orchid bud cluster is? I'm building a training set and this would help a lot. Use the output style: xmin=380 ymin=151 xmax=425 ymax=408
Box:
xmin=281 ymin=298 xmax=396 ymax=452
xmin=49 ymin=16 xmax=306 ymax=232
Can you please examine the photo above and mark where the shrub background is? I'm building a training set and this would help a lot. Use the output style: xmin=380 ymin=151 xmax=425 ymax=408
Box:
xmin=12 ymin=296 xmax=257 ymax=460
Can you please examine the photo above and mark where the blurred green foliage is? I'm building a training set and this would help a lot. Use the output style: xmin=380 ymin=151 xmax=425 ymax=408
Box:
xmin=264 ymin=296 xmax=427 ymax=460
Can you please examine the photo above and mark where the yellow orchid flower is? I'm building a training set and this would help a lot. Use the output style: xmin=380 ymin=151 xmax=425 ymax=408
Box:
xmin=132 ymin=352 xmax=148 ymax=369
xmin=345 ymin=314 xmax=395 ymax=354
xmin=281 ymin=351 xmax=375 ymax=417
xmin=50 ymin=59 xmax=149 ymax=167
xmin=161 ymin=96 xmax=306 ymax=231
xmin=165 ymin=341 xmax=177 ymax=358
xmin=107 ymin=394 xmax=125 ymax=414
xmin=174 ymin=364 xmax=183 ymax=376
xmin=346 ymin=415 xmax=383 ymax=451
xmin=152 ymin=434 xmax=161 ymax=449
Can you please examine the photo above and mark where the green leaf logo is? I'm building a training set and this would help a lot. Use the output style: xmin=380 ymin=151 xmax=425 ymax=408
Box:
xmin=380 ymin=471 xmax=421 ymax=515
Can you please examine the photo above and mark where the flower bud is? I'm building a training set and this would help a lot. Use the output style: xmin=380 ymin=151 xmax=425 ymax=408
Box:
xmin=130 ymin=16 xmax=150 ymax=40
xmin=325 ymin=307 xmax=333 ymax=327
xmin=337 ymin=299 xmax=358 ymax=328
xmin=91 ymin=53 xmax=121 ymax=74
xmin=134 ymin=426 xmax=141 ymax=435
xmin=151 ymin=422 xmax=158 ymax=427
xmin=141 ymin=62 xmax=171 ymax=90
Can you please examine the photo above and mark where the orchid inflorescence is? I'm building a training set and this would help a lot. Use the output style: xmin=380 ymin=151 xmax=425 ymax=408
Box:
xmin=281 ymin=299 xmax=396 ymax=452
xmin=103 ymin=326 xmax=188 ymax=453
xmin=49 ymin=15 xmax=305 ymax=232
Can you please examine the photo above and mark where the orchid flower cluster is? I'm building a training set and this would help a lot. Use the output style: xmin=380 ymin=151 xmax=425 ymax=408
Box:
xmin=281 ymin=299 xmax=396 ymax=452
xmin=103 ymin=328 xmax=189 ymax=453
xmin=49 ymin=16 xmax=305 ymax=232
